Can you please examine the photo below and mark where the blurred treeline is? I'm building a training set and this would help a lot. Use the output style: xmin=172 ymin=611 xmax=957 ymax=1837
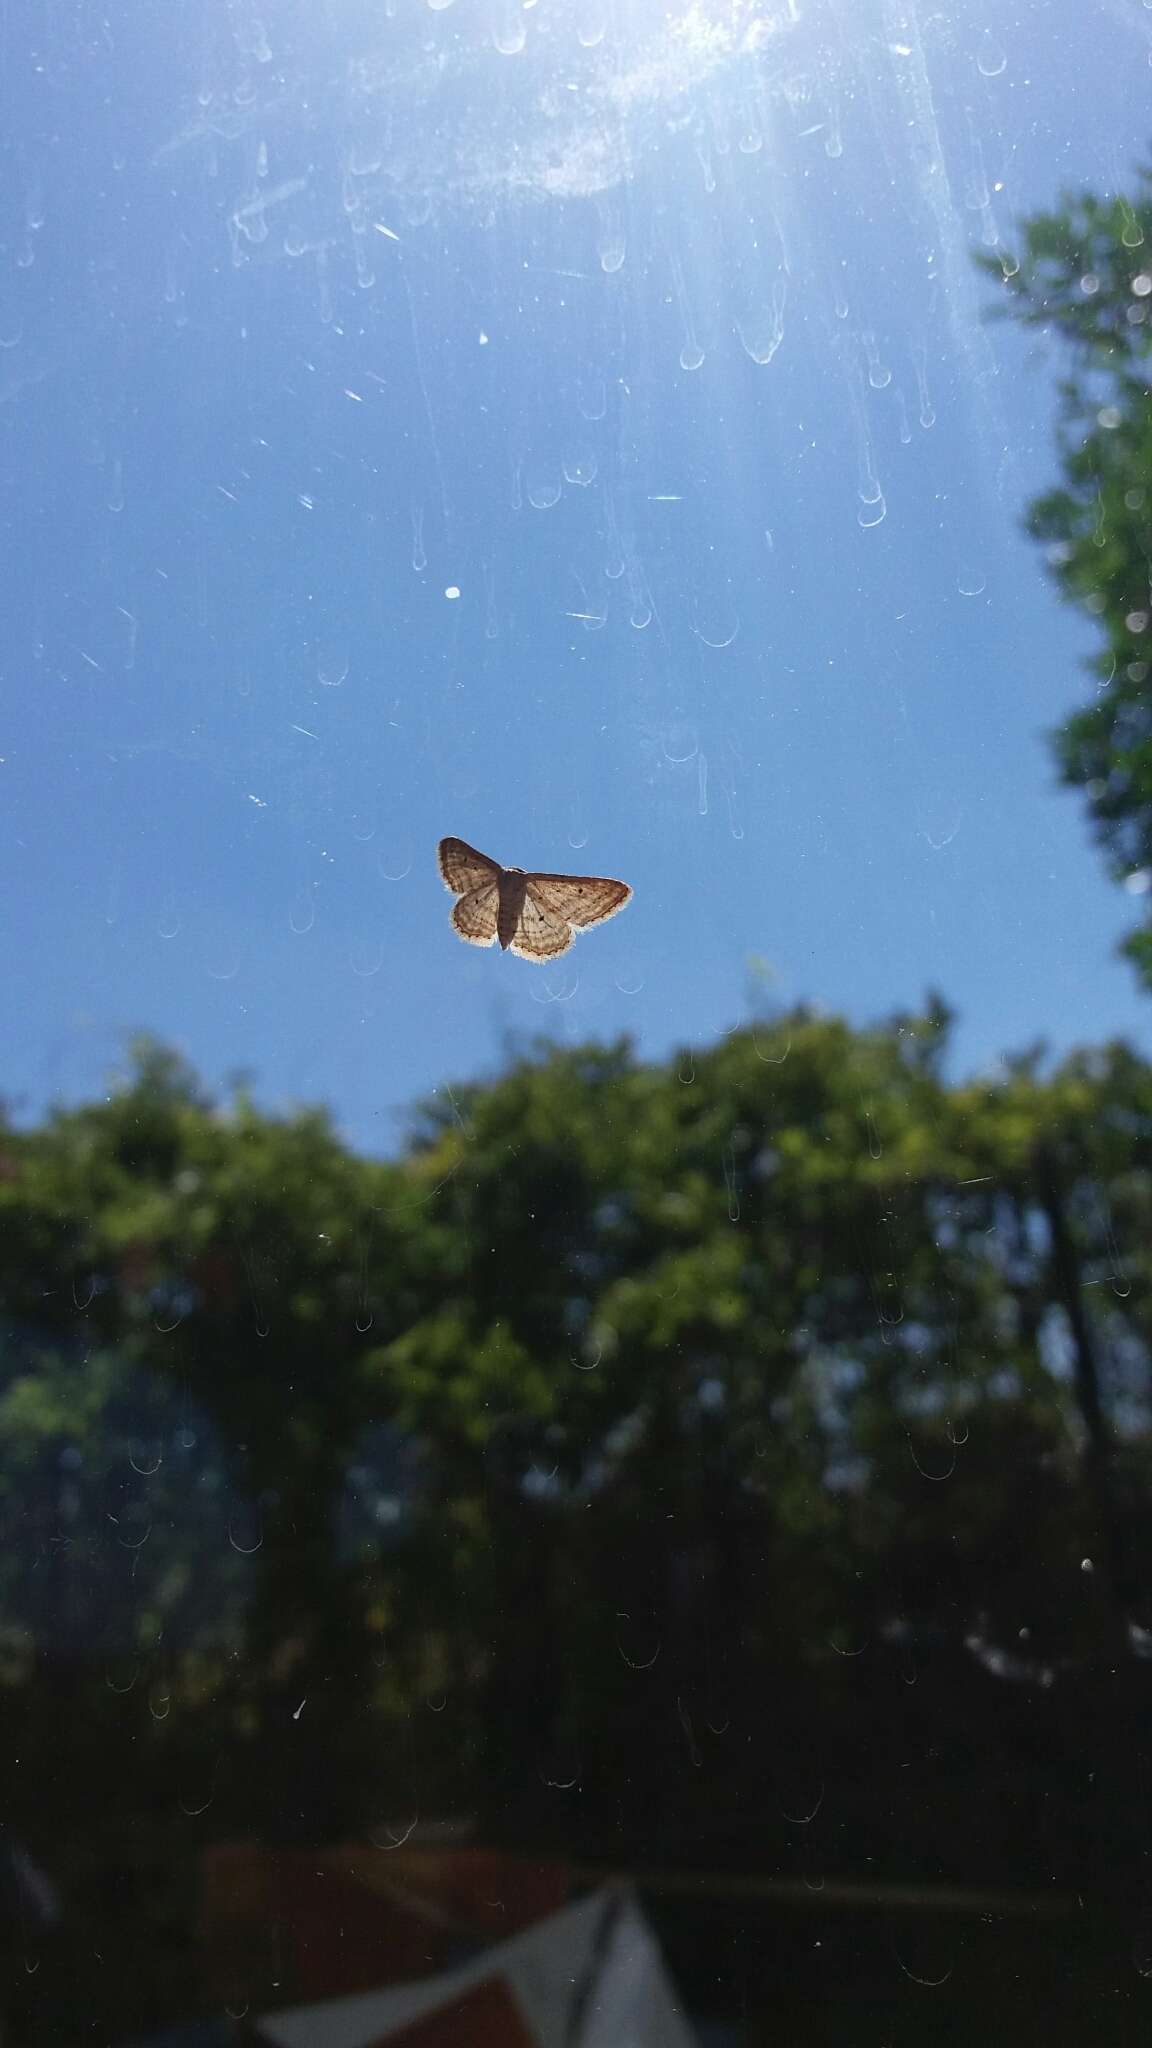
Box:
xmin=2 ymin=1003 xmax=1152 ymax=1950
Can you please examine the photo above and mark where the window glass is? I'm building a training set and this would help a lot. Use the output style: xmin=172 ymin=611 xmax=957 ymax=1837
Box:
xmin=3 ymin=2 xmax=1152 ymax=2041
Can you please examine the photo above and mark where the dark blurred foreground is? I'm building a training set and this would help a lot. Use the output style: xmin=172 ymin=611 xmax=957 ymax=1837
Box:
xmin=2 ymin=1006 xmax=1152 ymax=2041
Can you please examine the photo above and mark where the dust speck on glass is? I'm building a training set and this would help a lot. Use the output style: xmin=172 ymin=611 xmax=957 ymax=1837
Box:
xmin=3 ymin=0 xmax=1152 ymax=2042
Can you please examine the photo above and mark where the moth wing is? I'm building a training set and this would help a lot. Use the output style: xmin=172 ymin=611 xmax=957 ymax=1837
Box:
xmin=508 ymin=886 xmax=576 ymax=962
xmin=451 ymin=880 xmax=500 ymax=948
xmin=524 ymin=872 xmax=632 ymax=931
xmin=438 ymin=836 xmax=501 ymax=898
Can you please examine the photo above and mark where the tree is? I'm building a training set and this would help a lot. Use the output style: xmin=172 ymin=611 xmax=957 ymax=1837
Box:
xmin=378 ymin=1007 xmax=1152 ymax=1871
xmin=0 ymin=1040 xmax=429 ymax=1844
xmin=979 ymin=170 xmax=1152 ymax=980
xmin=2 ymin=1007 xmax=1151 ymax=1994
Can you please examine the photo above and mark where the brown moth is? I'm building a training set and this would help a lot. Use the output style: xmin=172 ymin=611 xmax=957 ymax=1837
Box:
xmin=437 ymin=837 xmax=632 ymax=962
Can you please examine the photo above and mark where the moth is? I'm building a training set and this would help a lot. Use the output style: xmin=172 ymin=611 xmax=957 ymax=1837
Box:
xmin=437 ymin=836 xmax=632 ymax=962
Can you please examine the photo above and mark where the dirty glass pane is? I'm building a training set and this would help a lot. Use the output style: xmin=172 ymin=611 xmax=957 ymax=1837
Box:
xmin=2 ymin=0 xmax=1152 ymax=2041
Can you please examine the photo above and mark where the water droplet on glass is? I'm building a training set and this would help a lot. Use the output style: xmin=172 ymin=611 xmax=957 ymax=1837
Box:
xmin=178 ymin=1779 xmax=216 ymax=1817
xmin=693 ymin=616 xmax=739 ymax=651
xmin=372 ymin=1815 xmax=419 ymax=1849
xmin=779 ymin=1781 xmax=825 ymax=1826
xmin=353 ymin=240 xmax=375 ymax=291
xmin=616 ymin=1612 xmax=661 ymax=1669
xmin=527 ymin=470 xmax=561 ymax=510
xmin=678 ymin=1051 xmax=696 ymax=1085
xmin=737 ymin=284 xmax=786 ymax=365
xmin=858 ymin=493 xmax=887 ymax=529
xmin=411 ymin=505 xmax=427 ymax=572
xmin=670 ymin=251 xmax=704 ymax=371
xmin=289 ymin=893 xmax=315 ymax=935
xmin=662 ymin=721 xmax=698 ymax=764
xmin=862 ymin=331 xmax=891 ymax=389
xmin=350 ymin=941 xmax=384 ymax=978
xmin=228 ymin=1508 xmax=264 ymax=1554
xmin=570 ymin=1339 xmax=601 ymax=1371
xmin=540 ymin=1753 xmax=581 ymax=1791
xmin=577 ymin=377 xmax=606 ymax=421
xmin=157 ymin=896 xmax=181 ymax=941
xmin=599 ymin=226 xmax=625 ymax=272
xmin=203 ymin=937 xmax=237 ymax=983
xmin=976 ymin=31 xmax=1006 ymax=76
xmin=318 ymin=645 xmax=348 ymax=686
xmin=492 ymin=16 xmax=526 ymax=54
xmin=957 ymin=572 xmax=986 ymax=597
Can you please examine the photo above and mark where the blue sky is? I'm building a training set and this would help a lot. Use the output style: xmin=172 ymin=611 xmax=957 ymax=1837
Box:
xmin=2 ymin=0 xmax=1151 ymax=1154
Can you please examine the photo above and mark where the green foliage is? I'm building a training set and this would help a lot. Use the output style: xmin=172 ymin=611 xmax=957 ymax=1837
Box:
xmin=978 ymin=172 xmax=1152 ymax=972
xmin=2 ymin=1015 xmax=1152 ymax=1932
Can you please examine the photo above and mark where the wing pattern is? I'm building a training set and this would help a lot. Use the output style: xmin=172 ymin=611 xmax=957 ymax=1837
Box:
xmin=507 ymin=888 xmax=574 ymax=961
xmin=451 ymin=881 xmax=500 ymax=947
xmin=438 ymin=836 xmax=501 ymax=897
xmin=438 ymin=838 xmax=632 ymax=962
xmin=525 ymin=874 xmax=632 ymax=931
